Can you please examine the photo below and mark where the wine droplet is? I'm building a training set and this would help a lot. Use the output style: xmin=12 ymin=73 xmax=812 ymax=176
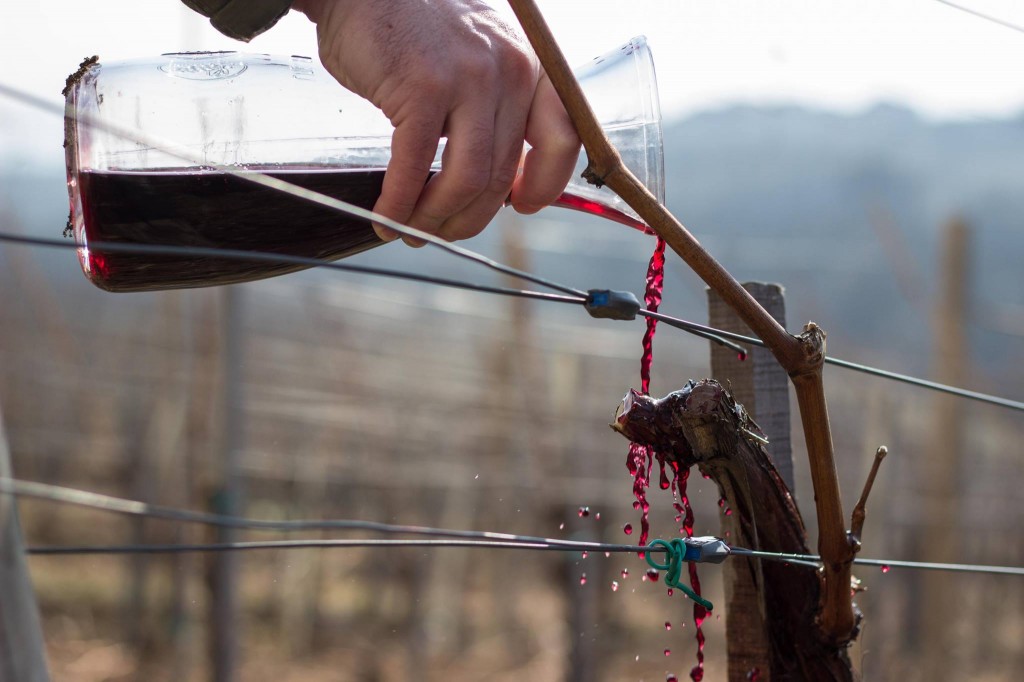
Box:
xmin=623 ymin=523 xmax=633 ymax=536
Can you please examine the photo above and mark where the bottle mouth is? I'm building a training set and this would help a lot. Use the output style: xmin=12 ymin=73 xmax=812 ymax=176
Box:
xmin=561 ymin=36 xmax=665 ymax=215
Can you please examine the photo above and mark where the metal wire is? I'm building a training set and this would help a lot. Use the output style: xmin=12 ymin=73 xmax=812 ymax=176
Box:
xmin=729 ymin=546 xmax=1024 ymax=577
xmin=8 ymin=478 xmax=1024 ymax=577
xmin=4 ymin=231 xmax=1020 ymax=411
xmin=26 ymin=539 xmax=586 ymax=555
xmin=823 ymin=355 xmax=1024 ymax=410
xmin=0 ymin=478 xmax=646 ymax=555
xmin=932 ymin=0 xmax=1024 ymax=34
xmin=0 ymin=228 xmax=749 ymax=355
xmin=24 ymin=541 xmax=1024 ymax=576
xmin=0 ymin=232 xmax=587 ymax=307
xmin=849 ymin=557 xmax=1024 ymax=577
xmin=637 ymin=308 xmax=747 ymax=358
xmin=0 ymin=232 xmax=749 ymax=354
xmin=641 ymin=309 xmax=1024 ymax=412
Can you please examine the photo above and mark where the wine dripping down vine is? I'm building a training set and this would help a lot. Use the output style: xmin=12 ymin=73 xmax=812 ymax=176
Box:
xmin=623 ymin=235 xmax=710 ymax=682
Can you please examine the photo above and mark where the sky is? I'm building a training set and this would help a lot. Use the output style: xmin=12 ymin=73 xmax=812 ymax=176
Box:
xmin=2 ymin=0 xmax=1024 ymax=164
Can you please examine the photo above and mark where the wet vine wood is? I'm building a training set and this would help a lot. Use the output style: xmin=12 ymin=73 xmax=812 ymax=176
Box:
xmin=612 ymin=380 xmax=856 ymax=681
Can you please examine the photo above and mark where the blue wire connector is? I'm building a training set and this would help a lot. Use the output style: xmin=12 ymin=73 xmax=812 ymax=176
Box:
xmin=585 ymin=289 xmax=641 ymax=320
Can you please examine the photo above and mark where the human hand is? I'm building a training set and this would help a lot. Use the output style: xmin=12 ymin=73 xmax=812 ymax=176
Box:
xmin=291 ymin=0 xmax=580 ymax=245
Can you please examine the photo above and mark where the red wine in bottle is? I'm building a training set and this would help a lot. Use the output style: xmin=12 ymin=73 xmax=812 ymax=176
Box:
xmin=77 ymin=168 xmax=387 ymax=292
xmin=76 ymin=166 xmax=647 ymax=292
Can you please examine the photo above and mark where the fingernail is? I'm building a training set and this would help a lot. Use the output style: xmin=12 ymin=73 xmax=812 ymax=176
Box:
xmin=373 ymin=223 xmax=399 ymax=242
xmin=514 ymin=203 xmax=542 ymax=215
xmin=402 ymin=235 xmax=427 ymax=248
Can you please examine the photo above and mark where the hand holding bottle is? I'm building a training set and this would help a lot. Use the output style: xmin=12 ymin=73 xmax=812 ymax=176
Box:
xmin=291 ymin=0 xmax=580 ymax=245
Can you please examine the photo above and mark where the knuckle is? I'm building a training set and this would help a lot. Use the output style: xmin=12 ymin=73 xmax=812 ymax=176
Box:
xmin=457 ymin=171 xmax=490 ymax=197
xmin=448 ymin=144 xmax=494 ymax=197
xmin=384 ymin=195 xmax=418 ymax=217
xmin=440 ymin=219 xmax=487 ymax=243
xmin=461 ymin=56 xmax=497 ymax=83
xmin=386 ymin=160 xmax=432 ymax=195
xmin=410 ymin=209 xmax=446 ymax=232
xmin=488 ymin=164 xmax=519 ymax=194
xmin=549 ymin=129 xmax=582 ymax=156
xmin=503 ymin=46 xmax=537 ymax=86
xmin=412 ymin=71 xmax=452 ymax=101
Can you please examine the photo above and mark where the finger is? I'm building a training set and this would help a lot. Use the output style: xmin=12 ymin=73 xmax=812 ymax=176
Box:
xmin=405 ymin=98 xmax=496 ymax=239
xmin=373 ymin=109 xmax=445 ymax=243
xmin=509 ymin=74 xmax=580 ymax=215
xmin=435 ymin=92 xmax=531 ymax=242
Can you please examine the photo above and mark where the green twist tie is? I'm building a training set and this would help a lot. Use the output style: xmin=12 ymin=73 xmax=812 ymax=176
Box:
xmin=646 ymin=539 xmax=715 ymax=611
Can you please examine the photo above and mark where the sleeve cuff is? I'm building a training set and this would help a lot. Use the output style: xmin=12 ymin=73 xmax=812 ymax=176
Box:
xmin=207 ymin=0 xmax=295 ymax=42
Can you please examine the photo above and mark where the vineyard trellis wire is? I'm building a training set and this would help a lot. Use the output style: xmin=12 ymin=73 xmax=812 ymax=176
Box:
xmin=932 ymin=0 xmax=1024 ymax=35
xmin=1 ymin=230 xmax=1021 ymax=413
xmin=5 ymin=477 xmax=1024 ymax=577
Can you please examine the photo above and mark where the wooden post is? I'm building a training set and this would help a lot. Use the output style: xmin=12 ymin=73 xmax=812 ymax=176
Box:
xmin=921 ymin=218 xmax=970 ymax=678
xmin=709 ymin=282 xmax=793 ymax=682
xmin=565 ymin=531 xmax=599 ymax=682
xmin=709 ymin=283 xmax=794 ymax=489
xmin=168 ymin=292 xmax=199 ymax=682
xmin=0 ymin=404 xmax=51 ymax=682
xmin=207 ymin=286 xmax=245 ymax=682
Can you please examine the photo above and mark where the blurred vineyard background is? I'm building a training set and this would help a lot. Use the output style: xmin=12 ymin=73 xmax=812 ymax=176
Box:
xmin=1 ymin=105 xmax=1023 ymax=681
